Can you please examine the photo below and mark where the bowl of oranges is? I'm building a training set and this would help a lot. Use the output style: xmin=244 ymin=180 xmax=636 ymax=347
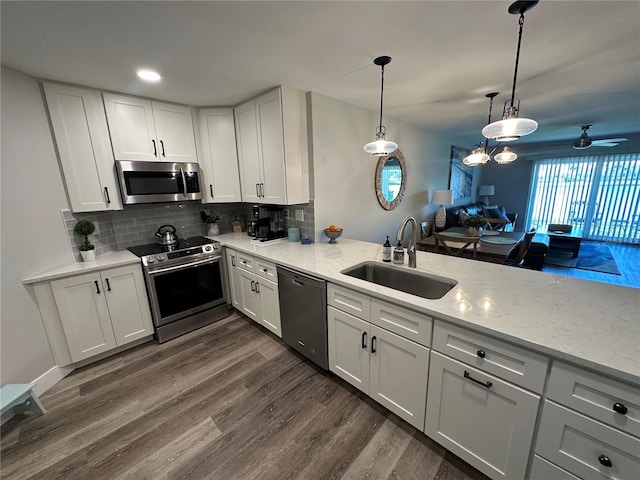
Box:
xmin=324 ymin=225 xmax=343 ymax=244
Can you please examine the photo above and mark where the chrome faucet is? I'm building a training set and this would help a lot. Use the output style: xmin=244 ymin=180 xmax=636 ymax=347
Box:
xmin=396 ymin=216 xmax=418 ymax=268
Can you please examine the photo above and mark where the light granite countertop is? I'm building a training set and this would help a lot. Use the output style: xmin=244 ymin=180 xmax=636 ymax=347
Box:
xmin=214 ymin=233 xmax=640 ymax=386
xmin=22 ymin=250 xmax=141 ymax=284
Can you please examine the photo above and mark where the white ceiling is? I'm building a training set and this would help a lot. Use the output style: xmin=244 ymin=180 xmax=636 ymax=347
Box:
xmin=2 ymin=1 xmax=640 ymax=151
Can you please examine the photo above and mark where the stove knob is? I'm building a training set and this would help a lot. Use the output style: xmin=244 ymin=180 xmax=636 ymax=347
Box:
xmin=156 ymin=255 xmax=166 ymax=262
xmin=203 ymin=245 xmax=212 ymax=253
xmin=147 ymin=257 xmax=155 ymax=264
xmin=213 ymin=243 xmax=220 ymax=250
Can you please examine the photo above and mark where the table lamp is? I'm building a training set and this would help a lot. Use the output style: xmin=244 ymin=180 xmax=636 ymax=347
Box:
xmin=478 ymin=185 xmax=495 ymax=206
xmin=432 ymin=189 xmax=453 ymax=229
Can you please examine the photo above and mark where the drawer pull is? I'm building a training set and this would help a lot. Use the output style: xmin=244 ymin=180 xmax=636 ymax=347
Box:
xmin=476 ymin=349 xmax=486 ymax=358
xmin=598 ymin=455 xmax=612 ymax=468
xmin=612 ymin=402 xmax=628 ymax=415
xmin=464 ymin=370 xmax=492 ymax=389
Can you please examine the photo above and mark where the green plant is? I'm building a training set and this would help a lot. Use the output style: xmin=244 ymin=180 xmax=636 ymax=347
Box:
xmin=463 ymin=214 xmax=487 ymax=229
xmin=74 ymin=220 xmax=95 ymax=251
xmin=230 ymin=211 xmax=242 ymax=225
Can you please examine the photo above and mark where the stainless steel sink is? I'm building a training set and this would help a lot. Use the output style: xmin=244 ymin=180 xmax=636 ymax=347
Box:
xmin=341 ymin=262 xmax=457 ymax=300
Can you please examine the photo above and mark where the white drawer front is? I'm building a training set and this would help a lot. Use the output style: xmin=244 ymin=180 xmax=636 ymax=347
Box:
xmin=327 ymin=283 xmax=370 ymax=320
xmin=547 ymin=361 xmax=640 ymax=438
xmin=255 ymin=259 xmax=277 ymax=283
xmin=536 ymin=400 xmax=640 ymax=480
xmin=529 ymin=455 xmax=581 ymax=480
xmin=432 ymin=320 xmax=548 ymax=393
xmin=425 ymin=351 xmax=540 ymax=480
xmin=236 ymin=253 xmax=255 ymax=272
xmin=370 ymin=299 xmax=432 ymax=347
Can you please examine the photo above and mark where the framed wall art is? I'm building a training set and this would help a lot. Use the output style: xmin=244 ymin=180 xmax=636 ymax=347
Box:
xmin=449 ymin=145 xmax=474 ymax=201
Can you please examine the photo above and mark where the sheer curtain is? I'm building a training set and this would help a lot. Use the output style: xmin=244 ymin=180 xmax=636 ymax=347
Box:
xmin=526 ymin=153 xmax=640 ymax=244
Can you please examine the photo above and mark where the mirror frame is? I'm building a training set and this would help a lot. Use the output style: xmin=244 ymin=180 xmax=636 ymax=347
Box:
xmin=375 ymin=149 xmax=407 ymax=211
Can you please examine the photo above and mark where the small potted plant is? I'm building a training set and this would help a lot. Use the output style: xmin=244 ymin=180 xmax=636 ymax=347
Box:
xmin=463 ymin=214 xmax=487 ymax=236
xmin=200 ymin=211 xmax=221 ymax=236
xmin=74 ymin=220 xmax=96 ymax=262
xmin=230 ymin=212 xmax=243 ymax=233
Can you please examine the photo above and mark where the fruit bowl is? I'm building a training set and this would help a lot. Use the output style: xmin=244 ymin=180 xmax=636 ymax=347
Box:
xmin=324 ymin=228 xmax=343 ymax=244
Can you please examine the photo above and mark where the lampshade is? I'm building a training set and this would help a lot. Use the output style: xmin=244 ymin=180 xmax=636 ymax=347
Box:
xmin=494 ymin=146 xmax=518 ymax=164
xmin=478 ymin=185 xmax=495 ymax=196
xmin=432 ymin=189 xmax=453 ymax=205
xmin=463 ymin=146 xmax=490 ymax=166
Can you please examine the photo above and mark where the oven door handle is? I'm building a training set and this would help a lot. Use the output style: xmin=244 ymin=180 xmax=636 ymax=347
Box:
xmin=147 ymin=256 xmax=220 ymax=276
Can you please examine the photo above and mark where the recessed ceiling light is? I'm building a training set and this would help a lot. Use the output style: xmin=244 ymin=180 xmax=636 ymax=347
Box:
xmin=136 ymin=69 xmax=161 ymax=82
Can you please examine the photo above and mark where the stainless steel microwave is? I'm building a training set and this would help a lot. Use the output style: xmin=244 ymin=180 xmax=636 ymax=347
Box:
xmin=116 ymin=160 xmax=203 ymax=204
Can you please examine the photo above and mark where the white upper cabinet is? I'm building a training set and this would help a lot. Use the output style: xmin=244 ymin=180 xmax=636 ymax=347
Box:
xmin=103 ymin=93 xmax=197 ymax=163
xmin=234 ymin=86 xmax=309 ymax=205
xmin=198 ymin=108 xmax=241 ymax=203
xmin=42 ymin=82 xmax=123 ymax=212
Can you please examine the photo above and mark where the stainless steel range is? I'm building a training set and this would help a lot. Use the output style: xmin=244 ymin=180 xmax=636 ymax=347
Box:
xmin=128 ymin=236 xmax=229 ymax=343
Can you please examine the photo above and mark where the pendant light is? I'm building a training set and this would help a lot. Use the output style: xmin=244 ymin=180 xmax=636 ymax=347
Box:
xmin=482 ymin=1 xmax=539 ymax=142
xmin=364 ymin=56 xmax=398 ymax=156
xmin=465 ymin=92 xmax=519 ymax=166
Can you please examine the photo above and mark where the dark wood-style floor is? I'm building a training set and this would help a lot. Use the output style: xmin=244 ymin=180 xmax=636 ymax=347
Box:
xmin=1 ymin=314 xmax=488 ymax=480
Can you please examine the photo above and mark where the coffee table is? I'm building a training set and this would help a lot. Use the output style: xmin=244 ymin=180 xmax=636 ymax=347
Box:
xmin=546 ymin=228 xmax=583 ymax=258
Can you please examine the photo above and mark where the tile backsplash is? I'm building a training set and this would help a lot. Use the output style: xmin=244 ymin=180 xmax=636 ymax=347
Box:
xmin=64 ymin=200 xmax=315 ymax=261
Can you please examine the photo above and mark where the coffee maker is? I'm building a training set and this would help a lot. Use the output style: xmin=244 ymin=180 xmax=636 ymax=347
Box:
xmin=251 ymin=205 xmax=286 ymax=241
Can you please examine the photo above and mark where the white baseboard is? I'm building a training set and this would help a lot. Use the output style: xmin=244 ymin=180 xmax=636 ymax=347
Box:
xmin=30 ymin=365 xmax=74 ymax=397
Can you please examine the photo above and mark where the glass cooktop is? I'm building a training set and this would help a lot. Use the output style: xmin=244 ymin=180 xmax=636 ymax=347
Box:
xmin=127 ymin=236 xmax=212 ymax=257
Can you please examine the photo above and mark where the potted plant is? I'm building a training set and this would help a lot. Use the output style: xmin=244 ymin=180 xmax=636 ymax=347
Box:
xmin=230 ymin=211 xmax=243 ymax=233
xmin=463 ymin=214 xmax=487 ymax=236
xmin=200 ymin=211 xmax=221 ymax=236
xmin=74 ymin=220 xmax=96 ymax=262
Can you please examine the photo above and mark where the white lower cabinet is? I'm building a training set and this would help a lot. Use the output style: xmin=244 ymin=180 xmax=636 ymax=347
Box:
xmin=231 ymin=251 xmax=281 ymax=338
xmin=51 ymin=264 xmax=153 ymax=362
xmin=327 ymin=305 xmax=429 ymax=430
xmin=425 ymin=351 xmax=540 ymax=480
xmin=529 ymin=455 xmax=581 ymax=480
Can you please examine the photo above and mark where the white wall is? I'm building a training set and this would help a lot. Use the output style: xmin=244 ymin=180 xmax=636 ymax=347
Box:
xmin=0 ymin=66 xmax=74 ymax=385
xmin=309 ymin=92 xmax=472 ymax=244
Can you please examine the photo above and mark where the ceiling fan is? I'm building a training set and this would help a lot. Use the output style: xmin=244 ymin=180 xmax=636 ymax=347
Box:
xmin=573 ymin=124 xmax=628 ymax=149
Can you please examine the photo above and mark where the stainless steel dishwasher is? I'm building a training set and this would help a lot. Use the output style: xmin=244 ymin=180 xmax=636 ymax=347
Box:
xmin=277 ymin=265 xmax=328 ymax=370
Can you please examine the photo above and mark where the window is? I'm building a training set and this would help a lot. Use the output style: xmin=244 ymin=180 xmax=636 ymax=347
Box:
xmin=526 ymin=154 xmax=640 ymax=244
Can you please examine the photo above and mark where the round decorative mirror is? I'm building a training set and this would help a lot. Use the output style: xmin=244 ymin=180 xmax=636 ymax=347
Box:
xmin=375 ymin=149 xmax=407 ymax=210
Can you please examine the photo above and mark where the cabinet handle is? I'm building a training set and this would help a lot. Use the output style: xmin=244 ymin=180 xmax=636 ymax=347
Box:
xmin=256 ymin=184 xmax=260 ymax=197
xmin=231 ymin=255 xmax=236 ymax=266
xmin=105 ymin=278 xmax=111 ymax=292
xmin=361 ymin=331 xmax=367 ymax=349
xmin=210 ymin=184 xmax=214 ymax=198
xmin=598 ymin=455 xmax=612 ymax=468
xmin=104 ymin=187 xmax=111 ymax=205
xmin=463 ymin=370 xmax=492 ymax=389
xmin=255 ymin=282 xmax=260 ymax=293
xmin=260 ymin=183 xmax=265 ymax=197
xmin=152 ymin=139 xmax=157 ymax=157
xmin=477 ymin=349 xmax=486 ymax=358
xmin=371 ymin=336 xmax=377 ymax=353
xmin=94 ymin=280 xmax=101 ymax=294
xmin=262 ymin=268 xmax=268 ymax=273
xmin=160 ymin=140 xmax=165 ymax=157
xmin=613 ymin=402 xmax=628 ymax=415
xmin=250 ymin=280 xmax=255 ymax=292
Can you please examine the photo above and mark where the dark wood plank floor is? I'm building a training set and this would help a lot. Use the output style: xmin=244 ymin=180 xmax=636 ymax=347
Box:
xmin=1 ymin=314 xmax=488 ymax=480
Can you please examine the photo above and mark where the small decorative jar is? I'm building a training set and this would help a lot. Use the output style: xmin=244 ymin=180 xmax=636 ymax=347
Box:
xmin=207 ymin=222 xmax=220 ymax=236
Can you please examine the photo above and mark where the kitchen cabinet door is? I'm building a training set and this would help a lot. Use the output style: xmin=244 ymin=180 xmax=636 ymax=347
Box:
xmin=255 ymin=88 xmax=286 ymax=204
xmin=198 ymin=108 xmax=241 ymax=202
xmin=255 ymin=277 xmax=281 ymax=338
xmin=151 ymin=101 xmax=197 ymax=163
xmin=51 ymin=272 xmax=117 ymax=362
xmin=327 ymin=306 xmax=369 ymax=394
xmin=42 ymin=82 xmax=122 ymax=212
xmin=369 ymin=325 xmax=429 ymax=430
xmin=225 ymin=248 xmax=241 ymax=309
xmin=103 ymin=93 xmax=158 ymax=161
xmin=237 ymin=268 xmax=259 ymax=322
xmin=103 ymin=265 xmax=153 ymax=345
xmin=234 ymin=99 xmax=262 ymax=203
xmin=425 ymin=351 xmax=540 ymax=480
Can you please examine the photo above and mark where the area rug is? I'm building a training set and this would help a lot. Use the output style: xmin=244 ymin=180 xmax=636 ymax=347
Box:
xmin=544 ymin=243 xmax=621 ymax=275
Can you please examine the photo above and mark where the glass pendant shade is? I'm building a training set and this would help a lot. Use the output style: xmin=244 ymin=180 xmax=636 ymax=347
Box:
xmin=463 ymin=147 xmax=490 ymax=166
xmin=364 ymin=56 xmax=397 ymax=155
xmin=494 ymin=146 xmax=518 ymax=164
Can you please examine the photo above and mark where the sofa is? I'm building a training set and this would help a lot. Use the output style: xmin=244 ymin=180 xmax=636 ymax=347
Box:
xmin=444 ymin=202 xmax=518 ymax=232
xmin=523 ymin=233 xmax=550 ymax=270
